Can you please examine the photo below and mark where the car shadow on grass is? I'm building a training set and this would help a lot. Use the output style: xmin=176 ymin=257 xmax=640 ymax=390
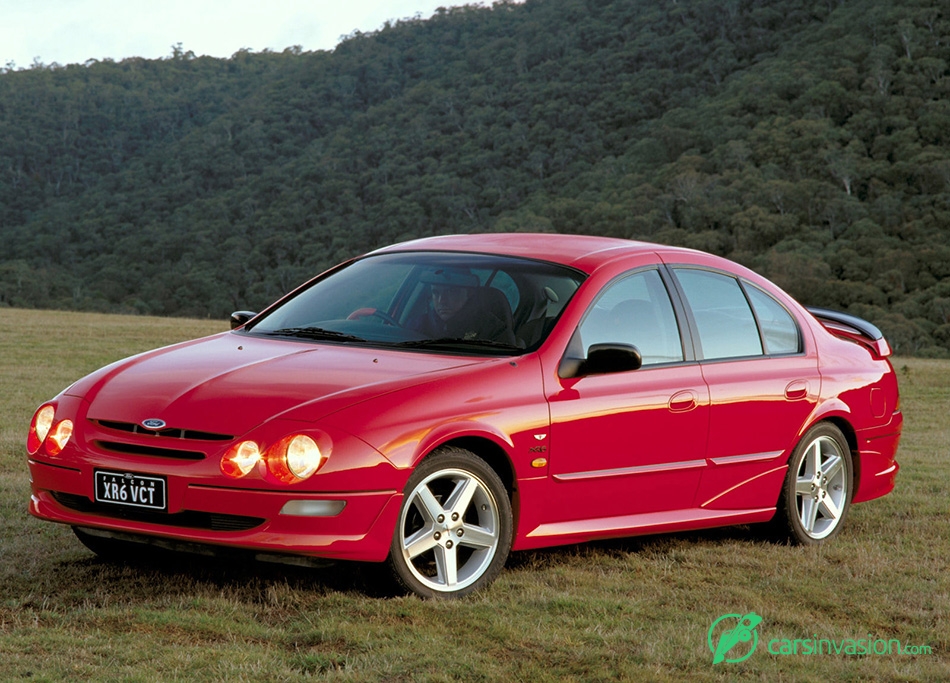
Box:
xmin=14 ymin=523 xmax=780 ymax=605
xmin=6 ymin=542 xmax=394 ymax=608
xmin=90 ymin=546 xmax=397 ymax=598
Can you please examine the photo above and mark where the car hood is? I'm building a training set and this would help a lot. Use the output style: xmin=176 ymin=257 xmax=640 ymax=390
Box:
xmin=69 ymin=332 xmax=484 ymax=437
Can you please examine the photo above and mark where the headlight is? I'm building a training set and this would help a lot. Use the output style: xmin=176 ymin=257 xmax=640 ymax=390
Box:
xmin=28 ymin=405 xmax=72 ymax=456
xmin=27 ymin=405 xmax=56 ymax=454
xmin=219 ymin=433 xmax=330 ymax=483
xmin=45 ymin=419 xmax=74 ymax=456
xmin=270 ymin=434 xmax=327 ymax=483
xmin=221 ymin=440 xmax=262 ymax=478
xmin=285 ymin=435 xmax=324 ymax=479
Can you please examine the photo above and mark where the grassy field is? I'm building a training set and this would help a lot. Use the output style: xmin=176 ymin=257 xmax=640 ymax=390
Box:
xmin=1 ymin=307 xmax=946 ymax=681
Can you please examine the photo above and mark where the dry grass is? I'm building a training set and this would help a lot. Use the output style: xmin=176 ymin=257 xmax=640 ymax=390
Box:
xmin=1 ymin=308 xmax=947 ymax=681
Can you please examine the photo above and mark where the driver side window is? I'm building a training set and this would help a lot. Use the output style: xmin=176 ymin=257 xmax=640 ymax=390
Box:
xmin=578 ymin=269 xmax=684 ymax=366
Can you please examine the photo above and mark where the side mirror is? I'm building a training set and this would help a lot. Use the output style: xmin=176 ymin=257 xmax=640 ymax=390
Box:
xmin=230 ymin=311 xmax=258 ymax=330
xmin=558 ymin=343 xmax=642 ymax=378
xmin=584 ymin=343 xmax=642 ymax=375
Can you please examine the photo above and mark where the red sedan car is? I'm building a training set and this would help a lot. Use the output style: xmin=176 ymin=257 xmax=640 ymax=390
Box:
xmin=27 ymin=234 xmax=902 ymax=597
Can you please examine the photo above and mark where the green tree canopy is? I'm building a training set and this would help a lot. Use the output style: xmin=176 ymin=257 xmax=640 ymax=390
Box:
xmin=1 ymin=0 xmax=949 ymax=356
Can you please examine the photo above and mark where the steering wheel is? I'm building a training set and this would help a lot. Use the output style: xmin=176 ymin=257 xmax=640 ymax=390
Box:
xmin=347 ymin=307 xmax=403 ymax=327
xmin=374 ymin=309 xmax=403 ymax=326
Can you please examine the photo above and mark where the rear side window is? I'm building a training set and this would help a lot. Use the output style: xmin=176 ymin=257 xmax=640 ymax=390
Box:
xmin=745 ymin=284 xmax=801 ymax=355
xmin=674 ymin=268 xmax=762 ymax=360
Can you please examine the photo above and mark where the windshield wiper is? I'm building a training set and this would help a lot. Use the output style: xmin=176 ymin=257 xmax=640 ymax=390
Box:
xmin=389 ymin=337 xmax=521 ymax=352
xmin=262 ymin=327 xmax=368 ymax=342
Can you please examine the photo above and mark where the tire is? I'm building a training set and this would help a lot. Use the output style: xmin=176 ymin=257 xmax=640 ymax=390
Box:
xmin=388 ymin=447 xmax=512 ymax=598
xmin=774 ymin=423 xmax=853 ymax=544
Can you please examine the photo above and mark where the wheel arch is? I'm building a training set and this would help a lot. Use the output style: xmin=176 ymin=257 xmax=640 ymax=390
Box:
xmin=814 ymin=415 xmax=860 ymax=487
xmin=802 ymin=397 xmax=860 ymax=488
xmin=412 ymin=435 xmax=520 ymax=539
xmin=426 ymin=436 xmax=516 ymax=499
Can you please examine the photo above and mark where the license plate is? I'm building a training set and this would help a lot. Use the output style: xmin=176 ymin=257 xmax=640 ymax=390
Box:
xmin=94 ymin=470 xmax=167 ymax=511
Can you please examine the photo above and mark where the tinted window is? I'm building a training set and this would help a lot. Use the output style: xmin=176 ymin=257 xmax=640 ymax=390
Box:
xmin=578 ymin=269 xmax=683 ymax=365
xmin=674 ymin=269 xmax=762 ymax=360
xmin=745 ymin=284 xmax=801 ymax=355
xmin=247 ymin=252 xmax=584 ymax=354
xmin=485 ymin=270 xmax=520 ymax=313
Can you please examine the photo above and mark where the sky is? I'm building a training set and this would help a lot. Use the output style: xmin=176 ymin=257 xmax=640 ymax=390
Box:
xmin=1 ymin=0 xmax=485 ymax=69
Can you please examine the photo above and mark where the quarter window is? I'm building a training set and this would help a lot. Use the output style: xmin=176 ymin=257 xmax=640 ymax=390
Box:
xmin=745 ymin=284 xmax=801 ymax=355
xmin=674 ymin=268 xmax=762 ymax=360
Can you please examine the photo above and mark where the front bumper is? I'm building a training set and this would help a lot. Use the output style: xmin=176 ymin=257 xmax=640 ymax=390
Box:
xmin=29 ymin=458 xmax=402 ymax=562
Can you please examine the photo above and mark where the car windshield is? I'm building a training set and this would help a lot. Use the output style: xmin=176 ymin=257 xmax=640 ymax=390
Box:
xmin=245 ymin=251 xmax=585 ymax=354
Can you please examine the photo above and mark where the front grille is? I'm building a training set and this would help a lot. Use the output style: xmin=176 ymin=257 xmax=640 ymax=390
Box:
xmin=94 ymin=420 xmax=233 ymax=441
xmin=51 ymin=492 xmax=264 ymax=532
xmin=95 ymin=441 xmax=206 ymax=460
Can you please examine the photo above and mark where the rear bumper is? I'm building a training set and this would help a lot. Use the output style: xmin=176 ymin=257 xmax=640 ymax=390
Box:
xmin=29 ymin=458 xmax=401 ymax=562
xmin=852 ymin=410 xmax=902 ymax=504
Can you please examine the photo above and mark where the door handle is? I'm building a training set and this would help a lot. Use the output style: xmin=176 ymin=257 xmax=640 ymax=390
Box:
xmin=784 ymin=380 xmax=809 ymax=401
xmin=669 ymin=390 xmax=697 ymax=412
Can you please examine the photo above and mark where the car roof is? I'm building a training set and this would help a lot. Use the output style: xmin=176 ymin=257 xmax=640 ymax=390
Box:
xmin=371 ymin=233 xmax=699 ymax=273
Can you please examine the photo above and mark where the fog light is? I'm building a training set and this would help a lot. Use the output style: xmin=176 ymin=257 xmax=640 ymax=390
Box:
xmin=280 ymin=500 xmax=346 ymax=517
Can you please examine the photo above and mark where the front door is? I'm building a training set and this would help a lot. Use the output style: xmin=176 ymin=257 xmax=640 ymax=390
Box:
xmin=545 ymin=268 xmax=709 ymax=527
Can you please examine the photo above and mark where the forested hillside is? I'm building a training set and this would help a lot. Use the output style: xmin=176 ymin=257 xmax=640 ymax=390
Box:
xmin=1 ymin=0 xmax=949 ymax=355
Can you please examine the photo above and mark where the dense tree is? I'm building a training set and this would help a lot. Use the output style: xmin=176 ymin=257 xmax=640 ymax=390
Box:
xmin=1 ymin=0 xmax=949 ymax=355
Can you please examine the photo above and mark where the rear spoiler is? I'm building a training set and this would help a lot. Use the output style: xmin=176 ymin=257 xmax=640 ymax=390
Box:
xmin=807 ymin=307 xmax=892 ymax=358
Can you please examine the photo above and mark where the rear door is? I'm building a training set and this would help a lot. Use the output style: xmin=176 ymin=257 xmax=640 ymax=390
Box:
xmin=669 ymin=267 xmax=820 ymax=510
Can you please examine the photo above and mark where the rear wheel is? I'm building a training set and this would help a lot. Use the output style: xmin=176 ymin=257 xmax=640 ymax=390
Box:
xmin=389 ymin=447 xmax=512 ymax=598
xmin=774 ymin=423 xmax=853 ymax=544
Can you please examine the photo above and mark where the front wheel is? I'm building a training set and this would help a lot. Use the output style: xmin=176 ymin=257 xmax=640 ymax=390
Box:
xmin=774 ymin=423 xmax=853 ymax=544
xmin=389 ymin=448 xmax=512 ymax=598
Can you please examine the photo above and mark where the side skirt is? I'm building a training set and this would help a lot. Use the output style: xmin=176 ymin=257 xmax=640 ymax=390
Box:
xmin=514 ymin=506 xmax=775 ymax=551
